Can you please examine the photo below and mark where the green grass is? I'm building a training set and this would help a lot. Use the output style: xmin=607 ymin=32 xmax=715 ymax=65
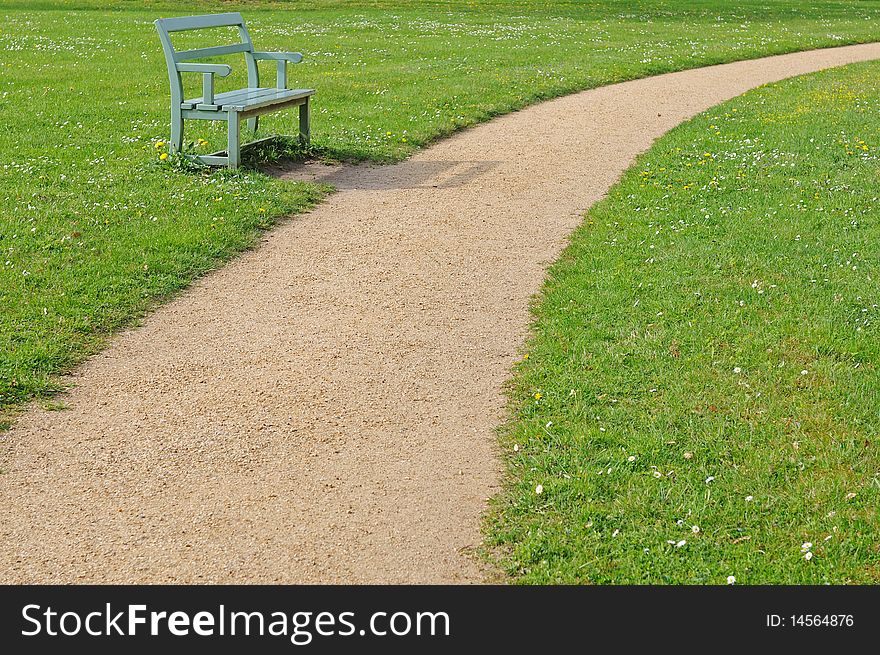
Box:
xmin=3 ymin=1 xmax=880 ymax=413
xmin=486 ymin=60 xmax=880 ymax=584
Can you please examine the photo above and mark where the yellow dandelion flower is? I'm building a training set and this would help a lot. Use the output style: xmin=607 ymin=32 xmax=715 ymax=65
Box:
xmin=159 ymin=152 xmax=168 ymax=161
xmin=155 ymin=141 xmax=165 ymax=149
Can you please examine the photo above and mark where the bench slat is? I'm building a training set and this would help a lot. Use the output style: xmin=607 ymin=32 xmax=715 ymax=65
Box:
xmin=156 ymin=12 xmax=244 ymax=33
xmin=222 ymin=88 xmax=314 ymax=112
xmin=182 ymin=87 xmax=314 ymax=112
xmin=182 ymin=87 xmax=278 ymax=110
xmin=174 ymin=43 xmax=252 ymax=62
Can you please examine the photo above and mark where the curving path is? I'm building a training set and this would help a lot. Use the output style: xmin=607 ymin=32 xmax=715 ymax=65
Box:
xmin=3 ymin=44 xmax=880 ymax=583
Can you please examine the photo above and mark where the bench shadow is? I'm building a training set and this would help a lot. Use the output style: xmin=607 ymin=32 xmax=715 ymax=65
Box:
xmin=266 ymin=159 xmax=499 ymax=191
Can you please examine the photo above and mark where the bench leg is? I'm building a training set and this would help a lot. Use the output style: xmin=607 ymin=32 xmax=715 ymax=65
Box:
xmin=170 ymin=109 xmax=184 ymax=153
xmin=299 ymin=98 xmax=310 ymax=147
xmin=227 ymin=112 xmax=240 ymax=169
xmin=247 ymin=116 xmax=259 ymax=134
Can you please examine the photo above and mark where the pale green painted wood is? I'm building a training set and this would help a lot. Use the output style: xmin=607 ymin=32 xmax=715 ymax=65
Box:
xmin=276 ymin=59 xmax=287 ymax=89
xmin=176 ymin=63 xmax=232 ymax=76
xmin=202 ymin=71 xmax=215 ymax=106
xmin=155 ymin=13 xmax=314 ymax=169
xmin=237 ymin=96 xmax=309 ymax=120
xmin=251 ymin=52 xmax=303 ymax=88
xmin=156 ymin=13 xmax=246 ymax=32
xmin=227 ymin=112 xmax=240 ymax=168
xmin=189 ymin=87 xmax=283 ymax=107
xmin=182 ymin=88 xmax=313 ymax=113
xmin=196 ymin=155 xmax=230 ymax=166
xmin=174 ymin=43 xmax=252 ymax=63
xmin=181 ymin=109 xmax=232 ymax=120
xmin=251 ymin=52 xmax=303 ymax=63
xmin=220 ymin=88 xmax=313 ymax=111
xmin=196 ymin=135 xmax=285 ymax=166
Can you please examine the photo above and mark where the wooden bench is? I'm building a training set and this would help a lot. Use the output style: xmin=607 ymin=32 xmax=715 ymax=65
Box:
xmin=155 ymin=12 xmax=314 ymax=169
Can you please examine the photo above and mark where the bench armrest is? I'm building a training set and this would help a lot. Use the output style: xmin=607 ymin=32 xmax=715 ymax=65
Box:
xmin=251 ymin=52 xmax=303 ymax=63
xmin=176 ymin=63 xmax=232 ymax=107
xmin=176 ymin=63 xmax=233 ymax=77
xmin=251 ymin=52 xmax=303 ymax=89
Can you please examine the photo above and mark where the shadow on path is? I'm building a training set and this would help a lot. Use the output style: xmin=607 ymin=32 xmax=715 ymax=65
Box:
xmin=267 ymin=159 xmax=500 ymax=191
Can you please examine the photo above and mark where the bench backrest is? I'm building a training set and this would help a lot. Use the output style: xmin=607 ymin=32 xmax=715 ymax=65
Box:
xmin=155 ymin=13 xmax=260 ymax=106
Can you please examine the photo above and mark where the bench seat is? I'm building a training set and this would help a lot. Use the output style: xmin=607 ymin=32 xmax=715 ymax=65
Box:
xmin=182 ymin=87 xmax=315 ymax=112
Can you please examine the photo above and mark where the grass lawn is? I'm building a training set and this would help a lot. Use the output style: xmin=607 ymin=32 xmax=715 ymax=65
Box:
xmin=486 ymin=60 xmax=880 ymax=584
xmin=4 ymin=1 xmax=880 ymax=416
